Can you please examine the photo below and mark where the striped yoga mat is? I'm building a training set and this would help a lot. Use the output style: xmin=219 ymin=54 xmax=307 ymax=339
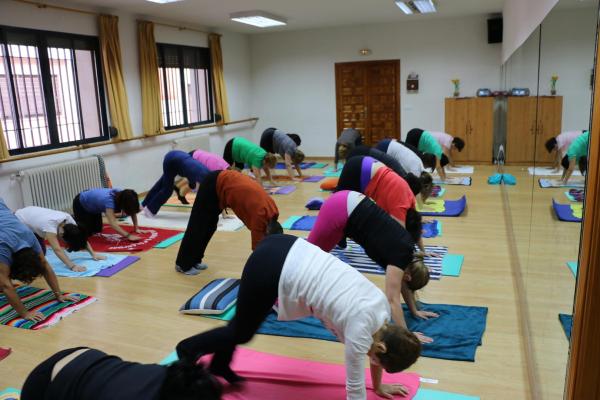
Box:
xmin=330 ymin=240 xmax=446 ymax=279
xmin=0 ymin=286 xmax=96 ymax=330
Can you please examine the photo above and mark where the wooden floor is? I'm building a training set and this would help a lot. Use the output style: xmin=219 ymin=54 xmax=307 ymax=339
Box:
xmin=0 ymin=163 xmax=579 ymax=400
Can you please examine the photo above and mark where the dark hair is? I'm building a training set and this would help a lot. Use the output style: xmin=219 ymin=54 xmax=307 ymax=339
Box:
xmin=440 ymin=154 xmax=450 ymax=168
xmin=10 ymin=248 xmax=44 ymax=284
xmin=407 ymin=128 xmax=424 ymax=137
xmin=405 ymin=208 xmax=422 ymax=243
xmin=419 ymin=172 xmax=433 ymax=200
xmin=115 ymin=189 xmax=140 ymax=216
xmin=61 ymin=224 xmax=88 ymax=252
xmin=452 ymin=137 xmax=465 ymax=152
xmin=421 ymin=153 xmax=436 ymax=170
xmin=266 ymin=218 xmax=283 ymax=236
xmin=579 ymin=156 xmax=588 ymax=174
xmin=159 ymin=361 xmax=221 ymax=400
xmin=545 ymin=137 xmax=558 ymax=153
xmin=377 ymin=325 xmax=421 ymax=373
xmin=287 ymin=133 xmax=301 ymax=146
xmin=404 ymin=173 xmax=422 ymax=196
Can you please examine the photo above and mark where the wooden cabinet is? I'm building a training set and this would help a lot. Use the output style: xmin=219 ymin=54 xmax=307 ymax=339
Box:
xmin=445 ymin=97 xmax=494 ymax=162
xmin=506 ymin=96 xmax=562 ymax=164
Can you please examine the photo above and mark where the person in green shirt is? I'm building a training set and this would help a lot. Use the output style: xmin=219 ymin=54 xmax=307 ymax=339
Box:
xmin=223 ymin=137 xmax=277 ymax=186
xmin=561 ymin=130 xmax=589 ymax=184
xmin=405 ymin=129 xmax=447 ymax=181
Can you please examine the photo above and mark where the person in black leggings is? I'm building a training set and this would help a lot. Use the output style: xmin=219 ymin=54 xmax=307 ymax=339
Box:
xmin=21 ymin=347 xmax=221 ymax=400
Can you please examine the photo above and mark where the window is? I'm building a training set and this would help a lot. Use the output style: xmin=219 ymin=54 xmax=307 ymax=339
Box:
xmin=157 ymin=43 xmax=213 ymax=130
xmin=0 ymin=26 xmax=109 ymax=155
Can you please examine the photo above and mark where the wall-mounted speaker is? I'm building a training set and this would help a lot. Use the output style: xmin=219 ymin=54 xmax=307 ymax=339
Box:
xmin=488 ymin=17 xmax=503 ymax=44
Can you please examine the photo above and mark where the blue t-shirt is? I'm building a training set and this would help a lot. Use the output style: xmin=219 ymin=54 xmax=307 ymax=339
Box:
xmin=79 ymin=188 xmax=120 ymax=214
xmin=0 ymin=198 xmax=42 ymax=266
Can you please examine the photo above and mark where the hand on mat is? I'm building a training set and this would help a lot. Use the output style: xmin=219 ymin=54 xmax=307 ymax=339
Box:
xmin=414 ymin=310 xmax=439 ymax=320
xmin=57 ymin=294 xmax=80 ymax=303
xmin=23 ymin=311 xmax=46 ymax=322
xmin=127 ymin=234 xmax=142 ymax=242
xmin=375 ymin=383 xmax=409 ymax=399
xmin=71 ymin=264 xmax=87 ymax=272
xmin=93 ymin=254 xmax=107 ymax=261
xmin=414 ymin=331 xmax=434 ymax=344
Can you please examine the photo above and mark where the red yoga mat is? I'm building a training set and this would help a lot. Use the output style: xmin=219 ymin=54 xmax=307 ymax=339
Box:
xmin=88 ymin=225 xmax=181 ymax=252
xmin=199 ymin=347 xmax=420 ymax=400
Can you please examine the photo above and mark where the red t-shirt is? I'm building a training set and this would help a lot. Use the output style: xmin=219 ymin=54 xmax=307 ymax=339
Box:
xmin=365 ymin=167 xmax=415 ymax=223
xmin=216 ymin=170 xmax=279 ymax=249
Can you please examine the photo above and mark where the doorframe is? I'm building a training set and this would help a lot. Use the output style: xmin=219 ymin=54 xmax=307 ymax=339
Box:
xmin=565 ymin=26 xmax=600 ymax=399
xmin=334 ymin=59 xmax=401 ymax=142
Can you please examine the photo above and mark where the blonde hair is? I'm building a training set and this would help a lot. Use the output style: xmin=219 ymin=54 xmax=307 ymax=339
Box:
xmin=405 ymin=258 xmax=430 ymax=291
xmin=263 ymin=153 xmax=277 ymax=168
xmin=292 ymin=150 xmax=305 ymax=164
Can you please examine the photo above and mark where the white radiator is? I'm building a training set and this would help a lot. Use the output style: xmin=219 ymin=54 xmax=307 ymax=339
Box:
xmin=19 ymin=157 xmax=103 ymax=212
xmin=172 ymin=134 xmax=211 ymax=153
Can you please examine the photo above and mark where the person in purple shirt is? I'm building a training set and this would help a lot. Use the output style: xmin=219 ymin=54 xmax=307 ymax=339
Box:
xmin=142 ymin=150 xmax=211 ymax=216
xmin=72 ymin=188 xmax=141 ymax=241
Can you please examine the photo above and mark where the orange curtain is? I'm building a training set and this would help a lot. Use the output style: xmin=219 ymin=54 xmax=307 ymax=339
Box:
xmin=99 ymin=14 xmax=134 ymax=139
xmin=138 ymin=20 xmax=164 ymax=136
xmin=208 ymin=33 xmax=230 ymax=124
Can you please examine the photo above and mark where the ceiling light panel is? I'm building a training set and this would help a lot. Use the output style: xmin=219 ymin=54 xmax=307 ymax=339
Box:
xmin=230 ymin=11 xmax=287 ymax=28
xmin=146 ymin=0 xmax=184 ymax=4
xmin=412 ymin=0 xmax=437 ymax=13
xmin=395 ymin=0 xmax=414 ymax=14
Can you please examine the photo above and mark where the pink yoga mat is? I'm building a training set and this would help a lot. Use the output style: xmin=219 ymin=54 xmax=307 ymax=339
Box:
xmin=199 ymin=347 xmax=420 ymax=399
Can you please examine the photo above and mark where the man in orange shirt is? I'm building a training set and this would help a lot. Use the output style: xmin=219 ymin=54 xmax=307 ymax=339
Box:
xmin=175 ymin=170 xmax=282 ymax=275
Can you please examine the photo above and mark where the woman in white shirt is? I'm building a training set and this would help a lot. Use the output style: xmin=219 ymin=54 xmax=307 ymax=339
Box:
xmin=15 ymin=206 xmax=105 ymax=272
xmin=176 ymin=234 xmax=421 ymax=400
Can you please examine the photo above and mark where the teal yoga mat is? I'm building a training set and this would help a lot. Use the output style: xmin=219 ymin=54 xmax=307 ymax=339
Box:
xmin=414 ymin=388 xmax=479 ymax=400
xmin=442 ymin=254 xmax=464 ymax=277
xmin=323 ymin=163 xmax=344 ymax=177
xmin=154 ymin=233 xmax=184 ymax=249
xmin=566 ymin=261 xmax=578 ymax=277
xmin=281 ymin=216 xmax=303 ymax=229
xmin=160 ymin=351 xmax=178 ymax=365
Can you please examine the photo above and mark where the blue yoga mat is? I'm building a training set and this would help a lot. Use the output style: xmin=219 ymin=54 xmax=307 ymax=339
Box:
xmin=422 ymin=220 xmax=442 ymax=238
xmin=559 ymin=314 xmax=572 ymax=340
xmin=281 ymin=215 xmax=317 ymax=231
xmin=275 ymin=162 xmax=316 ymax=170
xmin=420 ymin=196 xmax=467 ymax=217
xmin=552 ymin=199 xmax=581 ymax=222
xmin=259 ymin=303 xmax=487 ymax=362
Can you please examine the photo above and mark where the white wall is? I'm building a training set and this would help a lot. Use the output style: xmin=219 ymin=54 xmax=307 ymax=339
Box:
xmin=248 ymin=15 xmax=502 ymax=156
xmin=0 ymin=1 xmax=253 ymax=209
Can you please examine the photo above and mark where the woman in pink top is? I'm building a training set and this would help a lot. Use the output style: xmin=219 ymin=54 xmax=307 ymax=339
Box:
xmin=545 ymin=131 xmax=585 ymax=170
xmin=189 ymin=149 xmax=230 ymax=171
xmin=428 ymin=131 xmax=465 ymax=167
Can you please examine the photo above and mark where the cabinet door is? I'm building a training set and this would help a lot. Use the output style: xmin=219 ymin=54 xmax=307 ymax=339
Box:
xmin=445 ymin=98 xmax=470 ymax=162
xmin=535 ymin=96 xmax=563 ymax=164
xmin=467 ymin=97 xmax=494 ymax=162
xmin=506 ymin=97 xmax=538 ymax=163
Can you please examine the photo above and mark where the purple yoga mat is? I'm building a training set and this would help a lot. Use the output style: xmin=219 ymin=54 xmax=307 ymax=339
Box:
xmin=275 ymin=185 xmax=296 ymax=195
xmin=95 ymin=256 xmax=140 ymax=277
xmin=552 ymin=199 xmax=581 ymax=222
xmin=303 ymin=175 xmax=324 ymax=183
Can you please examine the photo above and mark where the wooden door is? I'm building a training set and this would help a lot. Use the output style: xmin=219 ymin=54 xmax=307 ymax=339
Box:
xmin=335 ymin=60 xmax=400 ymax=146
xmin=534 ymin=96 xmax=563 ymax=164
xmin=506 ymin=97 xmax=538 ymax=163
xmin=468 ymin=97 xmax=495 ymax=162
xmin=445 ymin=98 xmax=470 ymax=162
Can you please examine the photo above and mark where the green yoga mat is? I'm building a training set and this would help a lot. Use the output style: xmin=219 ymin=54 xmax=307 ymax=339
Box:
xmin=567 ymin=261 xmax=578 ymax=277
xmin=442 ymin=254 xmax=464 ymax=277
xmin=414 ymin=388 xmax=479 ymax=400
xmin=154 ymin=233 xmax=184 ymax=249
xmin=205 ymin=306 xmax=236 ymax=321
xmin=281 ymin=216 xmax=303 ymax=229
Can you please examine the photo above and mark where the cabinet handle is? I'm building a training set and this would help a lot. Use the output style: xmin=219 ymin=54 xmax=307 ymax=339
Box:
xmin=530 ymin=125 xmax=535 ymax=135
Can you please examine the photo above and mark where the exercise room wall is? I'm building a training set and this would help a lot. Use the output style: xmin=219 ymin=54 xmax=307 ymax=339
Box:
xmin=249 ymin=15 xmax=501 ymax=156
xmin=0 ymin=1 xmax=253 ymax=209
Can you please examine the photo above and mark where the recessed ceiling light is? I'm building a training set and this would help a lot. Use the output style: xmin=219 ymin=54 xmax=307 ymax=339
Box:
xmin=394 ymin=0 xmax=437 ymax=14
xmin=395 ymin=1 xmax=413 ymax=14
xmin=146 ymin=0 xmax=184 ymax=3
xmin=230 ymin=11 xmax=287 ymax=28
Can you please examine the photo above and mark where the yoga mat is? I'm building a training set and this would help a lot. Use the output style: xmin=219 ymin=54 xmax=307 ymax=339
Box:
xmin=444 ymin=165 xmax=474 ymax=174
xmin=0 ymin=388 xmax=19 ymax=400
xmin=566 ymin=261 xmax=578 ymax=277
xmin=45 ymin=249 xmax=137 ymax=277
xmin=552 ymin=199 xmax=581 ymax=222
xmin=265 ymin=185 xmax=296 ymax=195
xmin=331 ymin=240 xmax=451 ymax=279
xmin=311 ymin=162 xmax=328 ymax=169
xmin=565 ymin=189 xmax=584 ymax=202
xmin=528 ymin=166 xmax=581 ymax=177
xmin=88 ymin=225 xmax=183 ymax=252
xmin=431 ymin=185 xmax=446 ymax=198
xmin=414 ymin=388 xmax=479 ymax=400
xmin=417 ymin=199 xmax=446 ymax=213
xmin=275 ymin=162 xmax=316 ymax=170
xmin=162 ymin=193 xmax=196 ymax=208
xmin=272 ymin=175 xmax=324 ymax=183
xmin=419 ymin=196 xmax=467 ymax=217
xmin=539 ymin=178 xmax=585 ymax=188
xmin=433 ymin=177 xmax=471 ymax=186
xmin=323 ymin=163 xmax=344 ymax=177
xmin=281 ymin=215 xmax=317 ymax=231
xmin=205 ymin=306 xmax=237 ymax=321
xmin=161 ymin=347 xmax=421 ymax=400
xmin=259 ymin=303 xmax=487 ymax=362
xmin=422 ymin=220 xmax=442 ymax=238
xmin=94 ymin=256 xmax=140 ymax=277
xmin=0 ymin=347 xmax=11 ymax=362
xmin=281 ymin=216 xmax=303 ymax=229
xmin=559 ymin=314 xmax=572 ymax=340
xmin=302 ymin=175 xmax=324 ymax=183
xmin=442 ymin=255 xmax=464 ymax=277
xmin=0 ymin=286 xmax=96 ymax=330
xmin=130 ymin=211 xmax=243 ymax=233
xmin=154 ymin=233 xmax=184 ymax=249
xmin=571 ymin=203 xmax=583 ymax=218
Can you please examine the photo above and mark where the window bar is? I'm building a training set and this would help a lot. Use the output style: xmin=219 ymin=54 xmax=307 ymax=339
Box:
xmin=1 ymin=38 xmax=24 ymax=150
xmin=90 ymin=51 xmax=106 ymax=137
xmin=179 ymin=48 xmax=188 ymax=126
xmin=194 ymin=69 xmax=201 ymax=122
xmin=64 ymin=47 xmax=79 ymax=142
xmin=48 ymin=49 xmax=62 ymax=141
xmin=37 ymin=34 xmax=60 ymax=149
xmin=14 ymin=44 xmax=37 ymax=147
xmin=205 ymin=68 xmax=213 ymax=122
xmin=160 ymin=47 xmax=171 ymax=127
xmin=58 ymin=47 xmax=75 ymax=142
xmin=168 ymin=68 xmax=180 ymax=126
xmin=71 ymin=48 xmax=86 ymax=141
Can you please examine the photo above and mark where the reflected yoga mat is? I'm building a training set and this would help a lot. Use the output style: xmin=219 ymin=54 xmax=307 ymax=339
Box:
xmin=281 ymin=216 xmax=317 ymax=231
xmin=565 ymin=189 xmax=584 ymax=202
xmin=539 ymin=178 xmax=584 ymax=188
xmin=566 ymin=261 xmax=578 ymax=277
xmin=161 ymin=347 xmax=421 ymax=400
xmin=552 ymin=199 xmax=582 ymax=222
xmin=88 ymin=225 xmax=183 ymax=252
xmin=444 ymin=165 xmax=474 ymax=174
xmin=422 ymin=220 xmax=442 ymax=238
xmin=559 ymin=314 xmax=572 ymax=340
xmin=433 ymin=177 xmax=471 ymax=186
xmin=45 ymin=249 xmax=139 ymax=278
xmin=0 ymin=388 xmax=20 ymax=400
xmin=257 ymin=303 xmax=487 ymax=362
xmin=0 ymin=286 xmax=96 ymax=330
xmin=418 ymin=196 xmax=467 ymax=217
xmin=528 ymin=167 xmax=581 ymax=177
